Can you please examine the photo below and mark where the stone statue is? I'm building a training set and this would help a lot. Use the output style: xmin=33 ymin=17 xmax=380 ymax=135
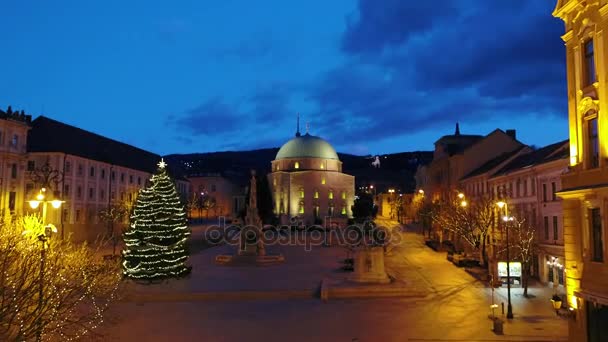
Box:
xmin=240 ymin=170 xmax=265 ymax=256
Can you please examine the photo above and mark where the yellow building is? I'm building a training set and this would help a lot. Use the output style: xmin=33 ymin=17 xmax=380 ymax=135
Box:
xmin=268 ymin=127 xmax=354 ymax=226
xmin=0 ymin=107 xmax=31 ymax=216
xmin=553 ymin=1 xmax=608 ymax=340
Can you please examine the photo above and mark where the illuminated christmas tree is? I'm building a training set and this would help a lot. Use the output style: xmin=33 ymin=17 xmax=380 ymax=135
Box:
xmin=122 ymin=159 xmax=191 ymax=279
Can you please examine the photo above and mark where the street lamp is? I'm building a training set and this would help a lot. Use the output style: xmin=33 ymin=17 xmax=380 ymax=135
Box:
xmin=28 ymin=188 xmax=63 ymax=341
xmin=497 ymin=199 xmax=514 ymax=319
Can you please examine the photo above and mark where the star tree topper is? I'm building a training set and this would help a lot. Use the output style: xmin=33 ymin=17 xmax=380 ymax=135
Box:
xmin=158 ymin=158 xmax=167 ymax=169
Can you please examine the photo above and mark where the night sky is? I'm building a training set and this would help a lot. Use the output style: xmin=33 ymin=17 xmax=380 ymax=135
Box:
xmin=1 ymin=1 xmax=567 ymax=156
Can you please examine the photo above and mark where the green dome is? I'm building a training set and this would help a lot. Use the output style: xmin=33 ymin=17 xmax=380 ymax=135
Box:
xmin=276 ymin=133 xmax=339 ymax=160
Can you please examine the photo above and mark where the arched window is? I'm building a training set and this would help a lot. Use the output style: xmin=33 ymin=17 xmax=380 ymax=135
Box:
xmin=314 ymin=189 xmax=319 ymax=199
xmin=299 ymin=188 xmax=305 ymax=199
xmin=294 ymin=162 xmax=300 ymax=169
xmin=321 ymin=177 xmax=326 ymax=185
xmin=328 ymin=190 xmax=334 ymax=199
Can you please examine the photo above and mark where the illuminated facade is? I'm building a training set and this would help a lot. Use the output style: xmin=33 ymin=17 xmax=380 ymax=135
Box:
xmin=0 ymin=107 xmax=31 ymax=216
xmin=553 ymin=1 xmax=608 ymax=340
xmin=268 ymin=128 xmax=354 ymax=226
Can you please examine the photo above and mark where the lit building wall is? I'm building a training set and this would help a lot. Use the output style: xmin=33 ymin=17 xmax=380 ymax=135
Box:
xmin=554 ymin=1 xmax=608 ymax=340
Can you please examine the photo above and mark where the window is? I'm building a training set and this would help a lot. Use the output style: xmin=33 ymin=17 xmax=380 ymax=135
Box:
xmin=27 ymin=160 xmax=35 ymax=171
xmin=64 ymin=184 xmax=70 ymax=197
xmin=314 ymin=206 xmax=320 ymax=218
xmin=543 ymin=183 xmax=547 ymax=202
xmin=553 ymin=216 xmax=559 ymax=241
xmin=544 ymin=216 xmax=549 ymax=240
xmin=120 ymin=173 xmax=125 ymax=183
xmin=590 ymin=208 xmax=603 ymax=262
xmin=328 ymin=205 xmax=334 ymax=216
xmin=321 ymin=177 xmax=326 ymax=185
xmin=138 ymin=177 xmax=141 ymax=185
xmin=11 ymin=134 xmax=18 ymax=147
xmin=77 ymin=164 xmax=83 ymax=176
xmin=111 ymin=171 xmax=115 ymax=181
xmin=129 ymin=175 xmax=133 ymax=184
xmin=584 ymin=39 xmax=597 ymax=86
xmin=341 ymin=206 xmax=347 ymax=215
xmin=11 ymin=163 xmax=17 ymax=179
xmin=89 ymin=188 xmax=94 ymax=199
xmin=341 ymin=191 xmax=346 ymax=200
xmin=588 ymin=117 xmax=599 ymax=168
xmin=101 ymin=169 xmax=105 ymax=179
xmin=299 ymin=201 xmax=304 ymax=214
xmin=523 ymin=179 xmax=527 ymax=196
xmin=320 ymin=163 xmax=324 ymax=169
xmin=516 ymin=180 xmax=520 ymax=197
xmin=75 ymin=210 xmax=81 ymax=222
xmin=100 ymin=189 xmax=105 ymax=200
xmin=63 ymin=209 xmax=69 ymax=222
xmin=8 ymin=192 xmax=15 ymax=211
xmin=299 ymin=188 xmax=304 ymax=199
xmin=314 ymin=190 xmax=319 ymax=199
xmin=551 ymin=182 xmax=557 ymax=201
xmin=77 ymin=186 xmax=82 ymax=199
xmin=294 ymin=162 xmax=300 ymax=169
xmin=531 ymin=178 xmax=536 ymax=195
xmin=25 ymin=183 xmax=34 ymax=196
xmin=90 ymin=167 xmax=95 ymax=177
xmin=328 ymin=190 xmax=334 ymax=199
xmin=65 ymin=161 xmax=71 ymax=173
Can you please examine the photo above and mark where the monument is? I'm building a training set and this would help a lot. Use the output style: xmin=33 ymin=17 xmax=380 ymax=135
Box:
xmin=239 ymin=170 xmax=265 ymax=256
xmin=215 ymin=170 xmax=284 ymax=266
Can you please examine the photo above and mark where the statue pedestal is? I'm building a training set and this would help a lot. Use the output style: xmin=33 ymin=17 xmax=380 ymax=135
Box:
xmin=349 ymin=247 xmax=390 ymax=284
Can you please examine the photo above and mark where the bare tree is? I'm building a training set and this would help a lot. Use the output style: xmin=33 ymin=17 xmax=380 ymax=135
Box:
xmin=200 ymin=194 xmax=217 ymax=219
xmin=508 ymin=216 xmax=536 ymax=297
xmin=98 ymin=202 xmax=129 ymax=257
xmin=0 ymin=214 xmax=121 ymax=341
xmin=431 ymin=195 xmax=495 ymax=267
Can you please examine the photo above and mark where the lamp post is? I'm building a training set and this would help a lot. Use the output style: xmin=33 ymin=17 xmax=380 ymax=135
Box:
xmin=28 ymin=188 xmax=63 ymax=341
xmin=497 ymin=200 xmax=514 ymax=319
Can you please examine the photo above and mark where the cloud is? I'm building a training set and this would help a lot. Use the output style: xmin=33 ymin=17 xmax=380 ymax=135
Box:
xmin=304 ymin=0 xmax=567 ymax=148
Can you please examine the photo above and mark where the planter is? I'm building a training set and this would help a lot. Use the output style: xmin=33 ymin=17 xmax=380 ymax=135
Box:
xmin=551 ymin=299 xmax=563 ymax=310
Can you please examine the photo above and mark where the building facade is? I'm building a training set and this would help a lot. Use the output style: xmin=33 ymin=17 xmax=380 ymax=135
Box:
xmin=423 ymin=124 xmax=524 ymax=241
xmin=188 ymin=174 xmax=245 ymax=220
xmin=554 ymin=1 xmax=608 ymax=340
xmin=0 ymin=107 xmax=31 ymax=216
xmin=268 ymin=129 xmax=354 ymax=226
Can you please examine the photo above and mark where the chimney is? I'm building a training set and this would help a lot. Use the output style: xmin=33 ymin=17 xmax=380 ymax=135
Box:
xmin=506 ymin=129 xmax=516 ymax=140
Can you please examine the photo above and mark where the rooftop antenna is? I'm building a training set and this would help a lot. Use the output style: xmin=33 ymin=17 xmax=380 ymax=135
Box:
xmin=296 ymin=113 xmax=301 ymax=137
xmin=306 ymin=121 xmax=310 ymax=134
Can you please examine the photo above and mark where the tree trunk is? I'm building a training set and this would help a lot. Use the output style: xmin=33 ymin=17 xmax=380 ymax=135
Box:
xmin=522 ymin=265 xmax=529 ymax=297
xmin=479 ymin=239 xmax=486 ymax=267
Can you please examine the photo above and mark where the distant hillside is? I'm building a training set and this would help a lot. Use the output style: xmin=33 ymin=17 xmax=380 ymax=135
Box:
xmin=164 ymin=149 xmax=433 ymax=193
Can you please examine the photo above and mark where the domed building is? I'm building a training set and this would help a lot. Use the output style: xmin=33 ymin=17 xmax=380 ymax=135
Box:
xmin=268 ymin=124 xmax=355 ymax=226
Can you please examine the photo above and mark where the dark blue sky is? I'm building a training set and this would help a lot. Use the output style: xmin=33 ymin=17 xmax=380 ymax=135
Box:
xmin=1 ymin=1 xmax=567 ymax=156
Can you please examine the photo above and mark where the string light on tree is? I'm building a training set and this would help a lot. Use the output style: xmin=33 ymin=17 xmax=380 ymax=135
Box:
xmin=122 ymin=159 xmax=191 ymax=279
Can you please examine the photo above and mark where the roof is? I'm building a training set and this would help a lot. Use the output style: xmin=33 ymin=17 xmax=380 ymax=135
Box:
xmin=461 ymin=146 xmax=528 ymax=180
xmin=434 ymin=134 xmax=484 ymax=156
xmin=275 ymin=133 xmax=339 ymax=160
xmin=492 ymin=140 xmax=569 ymax=177
xmin=28 ymin=116 xmax=161 ymax=174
